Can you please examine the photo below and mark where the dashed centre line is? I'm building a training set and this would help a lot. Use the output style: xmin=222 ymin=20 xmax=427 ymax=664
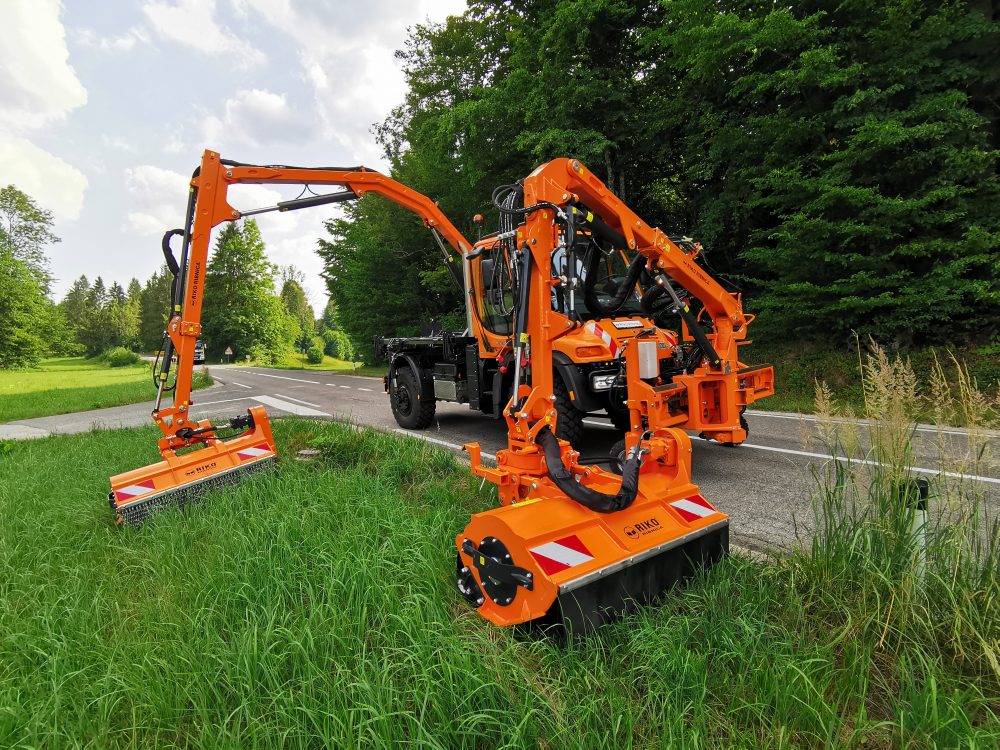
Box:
xmin=232 ymin=370 xmax=319 ymax=384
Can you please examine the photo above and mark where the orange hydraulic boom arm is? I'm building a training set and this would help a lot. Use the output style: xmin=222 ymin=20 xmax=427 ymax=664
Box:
xmin=154 ymin=150 xmax=473 ymax=448
xmin=108 ymin=149 xmax=473 ymax=526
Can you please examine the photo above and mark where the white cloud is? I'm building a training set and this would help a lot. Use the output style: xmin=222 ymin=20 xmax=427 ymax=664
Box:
xmin=0 ymin=135 xmax=88 ymax=221
xmin=0 ymin=0 xmax=87 ymax=133
xmin=124 ymin=165 xmax=190 ymax=235
xmin=143 ymin=0 xmax=265 ymax=68
xmin=229 ymin=0 xmax=466 ymax=161
xmin=202 ymin=88 xmax=309 ymax=148
xmin=102 ymin=134 xmax=139 ymax=153
xmin=75 ymin=26 xmax=151 ymax=53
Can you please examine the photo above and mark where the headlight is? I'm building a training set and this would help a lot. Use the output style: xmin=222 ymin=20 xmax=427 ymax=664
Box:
xmin=590 ymin=372 xmax=618 ymax=391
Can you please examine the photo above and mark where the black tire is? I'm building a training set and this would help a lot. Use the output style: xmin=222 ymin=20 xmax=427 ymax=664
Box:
xmin=391 ymin=367 xmax=435 ymax=429
xmin=608 ymin=438 xmax=627 ymax=475
xmin=553 ymin=377 xmax=585 ymax=447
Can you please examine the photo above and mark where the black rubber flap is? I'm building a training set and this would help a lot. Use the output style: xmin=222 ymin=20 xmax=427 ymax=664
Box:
xmin=545 ymin=523 xmax=729 ymax=635
xmin=113 ymin=457 xmax=276 ymax=527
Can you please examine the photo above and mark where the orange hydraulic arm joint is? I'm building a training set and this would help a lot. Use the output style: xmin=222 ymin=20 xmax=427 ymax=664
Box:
xmin=108 ymin=149 xmax=473 ymax=526
xmin=540 ymin=158 xmax=772 ymax=445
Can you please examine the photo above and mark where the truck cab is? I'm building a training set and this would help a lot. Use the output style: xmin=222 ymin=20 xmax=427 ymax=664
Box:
xmin=377 ymin=225 xmax=770 ymax=446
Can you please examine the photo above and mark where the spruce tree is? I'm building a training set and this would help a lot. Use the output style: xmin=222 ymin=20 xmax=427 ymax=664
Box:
xmin=202 ymin=220 xmax=291 ymax=364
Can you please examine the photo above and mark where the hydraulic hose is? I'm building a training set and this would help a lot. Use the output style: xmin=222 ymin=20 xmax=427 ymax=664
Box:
xmin=643 ymin=275 xmax=722 ymax=368
xmin=583 ymin=250 xmax=646 ymax=316
xmin=161 ymin=229 xmax=183 ymax=276
xmin=567 ymin=206 xmax=627 ymax=248
xmin=536 ymin=427 xmax=641 ymax=513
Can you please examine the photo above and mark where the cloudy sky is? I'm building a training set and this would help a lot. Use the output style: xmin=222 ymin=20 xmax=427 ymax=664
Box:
xmin=1 ymin=0 xmax=467 ymax=308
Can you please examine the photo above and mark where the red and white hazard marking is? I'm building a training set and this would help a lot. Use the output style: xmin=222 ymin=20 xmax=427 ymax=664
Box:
xmin=236 ymin=443 xmax=271 ymax=461
xmin=584 ymin=321 xmax=620 ymax=357
xmin=670 ymin=495 xmax=718 ymax=522
xmin=114 ymin=479 xmax=155 ymax=502
xmin=529 ymin=535 xmax=594 ymax=575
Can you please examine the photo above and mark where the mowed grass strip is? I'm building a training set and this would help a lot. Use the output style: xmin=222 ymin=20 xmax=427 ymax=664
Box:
xmin=0 ymin=420 xmax=996 ymax=748
xmin=0 ymin=357 xmax=212 ymax=423
xmin=269 ymin=351 xmax=384 ymax=377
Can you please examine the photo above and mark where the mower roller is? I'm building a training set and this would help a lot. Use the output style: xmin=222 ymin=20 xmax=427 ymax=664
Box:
xmin=109 ymin=149 xmax=772 ymax=633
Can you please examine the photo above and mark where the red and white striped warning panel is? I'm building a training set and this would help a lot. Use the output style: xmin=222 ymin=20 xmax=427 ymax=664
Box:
xmin=529 ymin=535 xmax=595 ymax=575
xmin=584 ymin=321 xmax=620 ymax=357
xmin=670 ymin=495 xmax=719 ymax=522
xmin=236 ymin=443 xmax=272 ymax=461
xmin=114 ymin=479 xmax=155 ymax=502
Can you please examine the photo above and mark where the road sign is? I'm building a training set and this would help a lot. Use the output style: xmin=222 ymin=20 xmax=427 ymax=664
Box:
xmin=224 ymin=346 xmax=233 ymax=355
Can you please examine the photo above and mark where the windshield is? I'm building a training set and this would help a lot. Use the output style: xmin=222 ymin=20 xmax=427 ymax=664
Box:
xmin=552 ymin=246 xmax=645 ymax=319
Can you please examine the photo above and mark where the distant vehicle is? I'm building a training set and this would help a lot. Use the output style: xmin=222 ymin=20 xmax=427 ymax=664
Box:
xmin=193 ymin=339 xmax=206 ymax=364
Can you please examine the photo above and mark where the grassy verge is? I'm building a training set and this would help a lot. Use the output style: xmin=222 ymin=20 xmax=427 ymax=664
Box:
xmin=0 ymin=357 xmax=213 ymax=423
xmin=0 ymin=412 xmax=995 ymax=747
xmin=253 ymin=351 xmax=384 ymax=376
xmin=748 ymin=341 xmax=1000 ymax=421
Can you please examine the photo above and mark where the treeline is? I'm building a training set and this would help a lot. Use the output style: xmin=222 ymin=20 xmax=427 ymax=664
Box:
xmin=0 ymin=186 xmax=78 ymax=368
xmin=320 ymin=0 xmax=999 ymax=361
xmin=0 ymin=183 xmax=352 ymax=370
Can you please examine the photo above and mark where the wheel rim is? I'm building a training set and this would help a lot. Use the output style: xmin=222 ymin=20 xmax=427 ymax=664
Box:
xmin=395 ymin=383 xmax=413 ymax=416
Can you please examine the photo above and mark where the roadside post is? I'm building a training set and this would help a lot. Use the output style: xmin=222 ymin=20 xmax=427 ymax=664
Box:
xmin=909 ymin=477 xmax=930 ymax=581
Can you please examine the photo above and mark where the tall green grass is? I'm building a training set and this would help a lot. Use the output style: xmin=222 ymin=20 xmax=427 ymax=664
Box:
xmin=749 ymin=340 xmax=999 ymax=422
xmin=0 ymin=401 xmax=996 ymax=746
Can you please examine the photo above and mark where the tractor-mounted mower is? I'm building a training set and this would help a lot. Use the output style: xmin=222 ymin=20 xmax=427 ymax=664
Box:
xmin=108 ymin=150 xmax=773 ymax=633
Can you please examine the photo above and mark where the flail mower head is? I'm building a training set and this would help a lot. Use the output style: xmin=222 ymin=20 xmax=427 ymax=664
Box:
xmin=458 ymin=428 xmax=729 ymax=634
xmin=109 ymin=405 xmax=277 ymax=527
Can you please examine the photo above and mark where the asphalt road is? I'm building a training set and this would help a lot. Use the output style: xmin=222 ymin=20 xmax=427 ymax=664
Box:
xmin=4 ymin=364 xmax=997 ymax=552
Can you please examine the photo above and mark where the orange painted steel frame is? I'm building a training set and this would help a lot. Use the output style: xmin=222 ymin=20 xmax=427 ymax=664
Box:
xmin=154 ymin=149 xmax=474 ymax=452
xmin=459 ymin=157 xmax=772 ymax=626
xmin=465 ymin=157 xmax=772 ymax=467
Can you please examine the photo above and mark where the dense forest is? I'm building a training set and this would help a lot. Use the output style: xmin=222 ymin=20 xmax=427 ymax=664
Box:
xmin=319 ymin=0 xmax=1000 ymax=362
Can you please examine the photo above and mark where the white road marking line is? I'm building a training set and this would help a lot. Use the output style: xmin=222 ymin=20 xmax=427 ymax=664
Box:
xmin=358 ymin=388 xmax=373 ymax=392
xmin=232 ymin=371 xmax=319 ymax=384
xmin=584 ymin=415 xmax=997 ymax=484
xmin=275 ymin=393 xmax=322 ymax=409
xmin=692 ymin=436 xmax=999 ymax=485
xmin=231 ymin=382 xmax=251 ymax=389
xmin=253 ymin=395 xmax=330 ymax=417
xmin=392 ymin=429 xmax=497 ymax=461
xmin=338 ymin=385 xmax=350 ymax=389
xmin=193 ymin=396 xmax=254 ymax=407
xmin=321 ymin=373 xmax=381 ymax=381
xmin=748 ymin=409 xmax=995 ymax=439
